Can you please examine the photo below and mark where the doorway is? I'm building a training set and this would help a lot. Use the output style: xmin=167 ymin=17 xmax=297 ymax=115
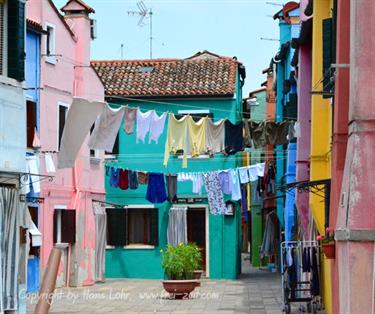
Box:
xmin=187 ymin=207 xmax=207 ymax=273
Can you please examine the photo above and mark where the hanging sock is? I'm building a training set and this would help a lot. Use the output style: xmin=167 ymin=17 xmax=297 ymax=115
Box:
xmin=123 ymin=107 xmax=137 ymax=134
xmin=58 ymin=98 xmax=105 ymax=168
xmin=163 ymin=113 xmax=188 ymax=168
xmin=165 ymin=174 xmax=178 ymax=203
xmin=136 ymin=109 xmax=153 ymax=143
xmin=149 ymin=111 xmax=167 ymax=144
xmin=146 ymin=173 xmax=167 ymax=204
xmin=203 ymin=171 xmax=226 ymax=215
xmin=224 ymin=120 xmax=244 ymax=155
xmin=206 ymin=118 xmax=225 ymax=155
xmin=187 ymin=116 xmax=207 ymax=157
xmin=88 ymin=105 xmax=125 ymax=151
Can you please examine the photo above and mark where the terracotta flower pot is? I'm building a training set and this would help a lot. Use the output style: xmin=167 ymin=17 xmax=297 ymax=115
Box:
xmin=322 ymin=242 xmax=335 ymax=259
xmin=162 ymin=280 xmax=199 ymax=299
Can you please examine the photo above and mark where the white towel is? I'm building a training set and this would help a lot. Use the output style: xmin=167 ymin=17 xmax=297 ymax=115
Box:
xmin=44 ymin=153 xmax=56 ymax=173
xmin=136 ymin=109 xmax=153 ymax=143
xmin=58 ymin=98 xmax=105 ymax=168
xmin=248 ymin=165 xmax=258 ymax=182
xmin=88 ymin=105 xmax=125 ymax=151
xmin=238 ymin=167 xmax=250 ymax=184
xmin=149 ymin=111 xmax=167 ymax=144
xmin=256 ymin=163 xmax=265 ymax=177
xmin=26 ymin=155 xmax=40 ymax=193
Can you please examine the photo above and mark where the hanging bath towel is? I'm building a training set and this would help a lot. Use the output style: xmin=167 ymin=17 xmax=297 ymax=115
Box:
xmin=206 ymin=118 xmax=225 ymax=155
xmin=187 ymin=116 xmax=207 ymax=157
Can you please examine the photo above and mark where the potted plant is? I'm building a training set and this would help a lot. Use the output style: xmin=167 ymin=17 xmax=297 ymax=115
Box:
xmin=161 ymin=243 xmax=201 ymax=299
xmin=317 ymin=227 xmax=335 ymax=259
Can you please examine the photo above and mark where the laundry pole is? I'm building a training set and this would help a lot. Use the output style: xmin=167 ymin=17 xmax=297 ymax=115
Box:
xmin=336 ymin=0 xmax=375 ymax=312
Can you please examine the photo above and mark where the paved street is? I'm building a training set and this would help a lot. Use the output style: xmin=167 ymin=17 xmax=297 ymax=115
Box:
xmin=27 ymin=255 xmax=285 ymax=314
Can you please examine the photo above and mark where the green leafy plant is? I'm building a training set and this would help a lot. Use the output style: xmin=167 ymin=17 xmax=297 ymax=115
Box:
xmin=161 ymin=243 xmax=202 ymax=280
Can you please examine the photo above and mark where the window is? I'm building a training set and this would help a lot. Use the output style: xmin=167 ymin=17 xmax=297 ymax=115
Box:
xmin=58 ymin=103 xmax=68 ymax=150
xmin=45 ymin=23 xmax=56 ymax=64
xmin=106 ymin=207 xmax=159 ymax=247
xmin=105 ymin=132 xmax=119 ymax=155
xmin=53 ymin=208 xmax=76 ymax=244
xmin=26 ymin=100 xmax=37 ymax=148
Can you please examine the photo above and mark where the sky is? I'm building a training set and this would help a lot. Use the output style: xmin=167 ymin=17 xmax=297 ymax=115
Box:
xmin=55 ymin=0 xmax=284 ymax=94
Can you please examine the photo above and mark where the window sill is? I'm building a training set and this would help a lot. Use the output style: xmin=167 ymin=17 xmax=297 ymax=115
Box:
xmin=106 ymin=245 xmax=116 ymax=250
xmin=90 ymin=157 xmax=101 ymax=164
xmin=45 ymin=57 xmax=56 ymax=65
xmin=54 ymin=243 xmax=69 ymax=249
xmin=124 ymin=244 xmax=155 ymax=250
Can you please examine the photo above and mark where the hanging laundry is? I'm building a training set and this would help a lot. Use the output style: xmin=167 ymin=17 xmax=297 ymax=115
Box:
xmin=248 ymin=165 xmax=258 ymax=182
xmin=249 ymin=121 xmax=267 ymax=149
xmin=191 ymin=173 xmax=203 ymax=195
xmin=146 ymin=172 xmax=167 ymax=204
xmin=165 ymin=174 xmax=178 ymax=203
xmin=163 ymin=113 xmax=188 ymax=168
xmin=110 ymin=167 xmax=120 ymax=188
xmin=203 ymin=171 xmax=226 ymax=215
xmin=118 ymin=169 xmax=129 ymax=190
xmin=167 ymin=207 xmax=187 ymax=246
xmin=137 ymin=171 xmax=149 ymax=185
xmin=224 ymin=120 xmax=244 ymax=155
xmin=136 ymin=109 xmax=153 ymax=143
xmin=241 ymin=185 xmax=248 ymax=223
xmin=177 ymin=172 xmax=190 ymax=183
xmin=218 ymin=170 xmax=233 ymax=195
xmin=124 ymin=107 xmax=137 ymax=134
xmin=89 ymin=105 xmax=125 ymax=151
xmin=44 ymin=153 xmax=56 ymax=173
xmin=206 ymin=118 xmax=225 ymax=155
xmin=149 ymin=111 xmax=167 ymax=144
xmin=230 ymin=169 xmax=242 ymax=201
xmin=32 ymin=128 xmax=41 ymax=149
xmin=265 ymin=121 xmax=290 ymax=145
xmin=128 ymin=170 xmax=139 ymax=190
xmin=243 ymin=119 xmax=252 ymax=148
xmin=294 ymin=122 xmax=301 ymax=138
xmin=58 ymin=98 xmax=105 ymax=168
xmin=187 ymin=116 xmax=207 ymax=157
xmin=287 ymin=122 xmax=296 ymax=140
xmin=238 ymin=167 xmax=250 ymax=184
xmin=256 ymin=162 xmax=265 ymax=177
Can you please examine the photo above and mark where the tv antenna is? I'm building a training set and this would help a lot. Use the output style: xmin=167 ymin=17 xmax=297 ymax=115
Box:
xmin=128 ymin=1 xmax=153 ymax=59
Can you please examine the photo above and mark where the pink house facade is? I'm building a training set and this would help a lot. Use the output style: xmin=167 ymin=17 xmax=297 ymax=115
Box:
xmin=26 ymin=0 xmax=105 ymax=288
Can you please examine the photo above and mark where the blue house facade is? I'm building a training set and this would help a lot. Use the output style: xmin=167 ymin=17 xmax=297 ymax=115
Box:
xmin=92 ymin=51 xmax=247 ymax=279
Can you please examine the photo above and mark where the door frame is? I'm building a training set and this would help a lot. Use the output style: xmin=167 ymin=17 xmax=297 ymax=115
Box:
xmin=174 ymin=204 xmax=210 ymax=278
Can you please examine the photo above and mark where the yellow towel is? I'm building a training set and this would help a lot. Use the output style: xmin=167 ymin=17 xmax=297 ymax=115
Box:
xmin=187 ymin=116 xmax=207 ymax=157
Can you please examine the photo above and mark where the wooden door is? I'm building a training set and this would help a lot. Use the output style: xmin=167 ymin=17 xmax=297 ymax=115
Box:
xmin=187 ymin=208 xmax=206 ymax=272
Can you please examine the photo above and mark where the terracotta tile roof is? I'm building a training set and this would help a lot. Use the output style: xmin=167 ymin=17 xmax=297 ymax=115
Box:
xmin=91 ymin=51 xmax=240 ymax=98
xmin=61 ymin=0 xmax=95 ymax=14
xmin=26 ymin=19 xmax=45 ymax=33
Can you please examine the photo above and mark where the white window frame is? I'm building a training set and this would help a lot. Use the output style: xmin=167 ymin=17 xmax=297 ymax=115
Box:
xmin=57 ymin=101 xmax=69 ymax=151
xmin=45 ymin=22 xmax=56 ymax=65
xmin=54 ymin=205 xmax=67 ymax=245
xmin=0 ymin=0 xmax=8 ymax=77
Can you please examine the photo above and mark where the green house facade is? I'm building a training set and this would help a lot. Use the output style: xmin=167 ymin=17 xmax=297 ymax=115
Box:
xmin=92 ymin=51 xmax=246 ymax=279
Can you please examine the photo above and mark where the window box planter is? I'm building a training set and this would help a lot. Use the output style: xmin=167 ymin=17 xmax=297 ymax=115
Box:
xmin=322 ymin=242 xmax=335 ymax=259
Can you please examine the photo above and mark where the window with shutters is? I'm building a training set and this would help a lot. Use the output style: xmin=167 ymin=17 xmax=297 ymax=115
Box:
xmin=106 ymin=207 xmax=159 ymax=248
xmin=26 ymin=100 xmax=37 ymax=148
xmin=58 ymin=102 xmax=68 ymax=150
xmin=45 ymin=23 xmax=56 ymax=64
xmin=53 ymin=208 xmax=76 ymax=244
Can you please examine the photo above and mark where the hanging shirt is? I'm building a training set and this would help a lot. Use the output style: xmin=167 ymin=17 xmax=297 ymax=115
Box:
xmin=163 ymin=113 xmax=188 ymax=168
xmin=203 ymin=171 xmax=226 ymax=215
xmin=206 ymin=118 xmax=225 ymax=155
xmin=118 ymin=169 xmax=129 ymax=190
xmin=224 ymin=120 xmax=244 ymax=155
xmin=124 ymin=107 xmax=137 ymax=134
xmin=248 ymin=165 xmax=258 ymax=182
xmin=230 ymin=169 xmax=242 ymax=201
xmin=136 ymin=109 xmax=153 ymax=143
xmin=88 ymin=105 xmax=125 ymax=151
xmin=149 ymin=111 xmax=167 ymax=144
xmin=218 ymin=170 xmax=233 ymax=195
xmin=187 ymin=116 xmax=207 ymax=157
xmin=146 ymin=173 xmax=167 ymax=204
xmin=256 ymin=163 xmax=265 ymax=177
xmin=265 ymin=121 xmax=290 ymax=145
xmin=249 ymin=121 xmax=267 ymax=149
xmin=191 ymin=173 xmax=203 ymax=195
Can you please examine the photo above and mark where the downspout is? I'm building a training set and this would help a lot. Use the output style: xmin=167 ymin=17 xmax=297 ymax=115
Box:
xmin=336 ymin=0 xmax=375 ymax=312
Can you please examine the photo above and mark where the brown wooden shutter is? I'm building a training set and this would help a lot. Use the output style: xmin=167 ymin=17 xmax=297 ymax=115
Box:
xmin=106 ymin=208 xmax=126 ymax=246
xmin=149 ymin=208 xmax=159 ymax=246
xmin=61 ymin=209 xmax=76 ymax=244
xmin=53 ymin=210 xmax=57 ymax=244
xmin=26 ymin=101 xmax=36 ymax=148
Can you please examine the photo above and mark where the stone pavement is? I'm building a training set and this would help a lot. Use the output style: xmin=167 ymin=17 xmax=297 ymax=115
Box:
xmin=27 ymin=255 xmax=286 ymax=314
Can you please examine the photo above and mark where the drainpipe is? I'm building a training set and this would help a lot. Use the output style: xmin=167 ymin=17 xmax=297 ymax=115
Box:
xmin=335 ymin=0 xmax=375 ymax=312
xmin=330 ymin=0 xmax=350 ymax=313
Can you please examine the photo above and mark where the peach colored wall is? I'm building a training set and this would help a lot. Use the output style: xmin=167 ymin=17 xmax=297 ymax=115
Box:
xmin=26 ymin=0 xmax=105 ymax=287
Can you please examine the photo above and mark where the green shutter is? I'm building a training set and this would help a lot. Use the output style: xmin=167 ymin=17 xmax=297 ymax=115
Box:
xmin=7 ymin=0 xmax=25 ymax=81
xmin=149 ymin=208 xmax=159 ymax=246
xmin=106 ymin=208 xmax=127 ymax=246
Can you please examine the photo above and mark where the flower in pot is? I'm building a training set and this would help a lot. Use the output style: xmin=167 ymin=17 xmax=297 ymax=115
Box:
xmin=161 ymin=242 xmax=202 ymax=299
xmin=317 ymin=227 xmax=335 ymax=259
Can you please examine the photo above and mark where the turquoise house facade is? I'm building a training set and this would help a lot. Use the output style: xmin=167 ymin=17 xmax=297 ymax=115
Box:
xmin=92 ymin=51 xmax=246 ymax=279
